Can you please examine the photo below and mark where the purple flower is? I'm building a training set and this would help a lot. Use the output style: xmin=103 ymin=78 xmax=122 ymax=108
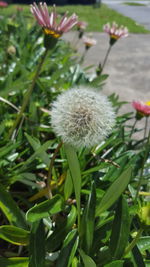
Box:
xmin=83 ymin=36 xmax=97 ymax=49
xmin=30 ymin=2 xmax=78 ymax=39
xmin=103 ymin=22 xmax=128 ymax=45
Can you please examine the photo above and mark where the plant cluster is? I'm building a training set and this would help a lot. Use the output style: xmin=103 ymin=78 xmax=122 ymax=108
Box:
xmin=0 ymin=3 xmax=150 ymax=267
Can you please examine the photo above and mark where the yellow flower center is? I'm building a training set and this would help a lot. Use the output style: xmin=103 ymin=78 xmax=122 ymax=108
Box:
xmin=145 ymin=101 xmax=150 ymax=106
xmin=43 ymin=28 xmax=61 ymax=38
xmin=110 ymin=34 xmax=120 ymax=40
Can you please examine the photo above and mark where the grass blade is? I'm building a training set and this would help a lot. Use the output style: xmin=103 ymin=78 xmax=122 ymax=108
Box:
xmin=96 ymin=166 xmax=132 ymax=216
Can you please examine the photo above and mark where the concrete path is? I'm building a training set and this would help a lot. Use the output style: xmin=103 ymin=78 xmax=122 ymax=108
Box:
xmin=64 ymin=32 xmax=150 ymax=135
xmin=102 ymin=0 xmax=150 ymax=30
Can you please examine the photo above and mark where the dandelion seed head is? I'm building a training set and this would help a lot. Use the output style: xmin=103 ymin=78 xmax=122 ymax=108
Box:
xmin=51 ymin=87 xmax=115 ymax=148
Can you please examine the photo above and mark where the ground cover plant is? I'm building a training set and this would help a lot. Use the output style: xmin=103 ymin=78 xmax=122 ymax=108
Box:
xmin=0 ymin=2 xmax=150 ymax=267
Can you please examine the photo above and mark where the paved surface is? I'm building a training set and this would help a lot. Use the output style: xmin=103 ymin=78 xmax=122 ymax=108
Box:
xmin=64 ymin=32 xmax=150 ymax=135
xmin=64 ymin=2 xmax=150 ymax=136
xmin=108 ymin=4 xmax=150 ymax=30
xmin=102 ymin=0 xmax=150 ymax=30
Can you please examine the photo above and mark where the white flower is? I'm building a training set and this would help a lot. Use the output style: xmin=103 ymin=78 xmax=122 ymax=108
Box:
xmin=51 ymin=87 xmax=115 ymax=148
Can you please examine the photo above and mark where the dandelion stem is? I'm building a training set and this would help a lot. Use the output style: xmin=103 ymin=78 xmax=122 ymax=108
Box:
xmin=9 ymin=48 xmax=48 ymax=139
xmin=124 ymin=228 xmax=143 ymax=256
xmin=134 ymin=129 xmax=150 ymax=202
xmin=47 ymin=142 xmax=63 ymax=199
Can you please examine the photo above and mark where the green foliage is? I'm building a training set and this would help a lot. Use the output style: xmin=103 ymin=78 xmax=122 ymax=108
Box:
xmin=29 ymin=220 xmax=45 ymax=267
xmin=0 ymin=225 xmax=29 ymax=246
xmin=26 ymin=195 xmax=64 ymax=222
xmin=0 ymin=6 xmax=149 ymax=267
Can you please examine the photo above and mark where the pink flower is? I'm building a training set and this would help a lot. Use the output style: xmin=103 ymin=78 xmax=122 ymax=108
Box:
xmin=132 ymin=101 xmax=150 ymax=117
xmin=103 ymin=22 xmax=128 ymax=45
xmin=77 ymin=21 xmax=88 ymax=31
xmin=30 ymin=2 xmax=78 ymax=39
xmin=0 ymin=1 xmax=8 ymax=7
xmin=83 ymin=36 xmax=97 ymax=49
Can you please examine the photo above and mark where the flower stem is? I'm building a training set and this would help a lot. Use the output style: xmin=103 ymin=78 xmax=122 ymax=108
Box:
xmin=9 ymin=49 xmax=48 ymax=139
xmin=47 ymin=142 xmax=63 ymax=199
xmin=134 ymin=129 xmax=150 ymax=202
xmin=100 ymin=45 xmax=112 ymax=74
xmin=144 ymin=116 xmax=148 ymax=139
xmin=124 ymin=228 xmax=143 ymax=256
xmin=130 ymin=119 xmax=137 ymax=138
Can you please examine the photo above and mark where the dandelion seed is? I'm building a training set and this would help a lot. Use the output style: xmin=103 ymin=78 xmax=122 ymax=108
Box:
xmin=51 ymin=87 xmax=115 ymax=148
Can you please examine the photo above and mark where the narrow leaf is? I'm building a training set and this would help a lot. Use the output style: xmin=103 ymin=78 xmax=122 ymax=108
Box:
xmin=26 ymin=194 xmax=64 ymax=222
xmin=29 ymin=220 xmax=45 ymax=267
xmin=25 ymin=133 xmax=50 ymax=167
xmin=0 ymin=184 xmax=27 ymax=229
xmin=96 ymin=166 xmax=132 ymax=216
xmin=109 ymin=196 xmax=130 ymax=258
xmin=104 ymin=260 xmax=124 ymax=267
xmin=56 ymin=229 xmax=78 ymax=267
xmin=64 ymin=170 xmax=73 ymax=200
xmin=81 ymin=181 xmax=96 ymax=254
xmin=0 ymin=225 xmax=29 ymax=245
xmin=46 ymin=205 xmax=77 ymax=252
xmin=64 ymin=144 xmax=81 ymax=228
xmin=79 ymin=249 xmax=96 ymax=267
xmin=0 ymin=257 xmax=29 ymax=267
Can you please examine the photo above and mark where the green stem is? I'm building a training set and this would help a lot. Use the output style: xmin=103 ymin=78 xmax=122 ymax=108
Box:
xmin=135 ymin=128 xmax=150 ymax=202
xmin=144 ymin=116 xmax=148 ymax=139
xmin=9 ymin=49 xmax=48 ymax=139
xmin=79 ymin=48 xmax=88 ymax=64
xmin=124 ymin=228 xmax=143 ymax=255
xmin=47 ymin=142 xmax=63 ymax=199
xmin=100 ymin=45 xmax=112 ymax=74
xmin=130 ymin=119 xmax=137 ymax=138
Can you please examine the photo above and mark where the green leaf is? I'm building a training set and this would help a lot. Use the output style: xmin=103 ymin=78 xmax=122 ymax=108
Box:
xmin=0 ymin=225 xmax=29 ymax=245
xmin=132 ymin=244 xmax=145 ymax=267
xmin=79 ymin=249 xmax=96 ymax=267
xmin=0 ymin=184 xmax=27 ymax=229
xmin=25 ymin=133 xmax=50 ymax=167
xmin=96 ymin=166 xmax=132 ymax=216
xmin=81 ymin=181 xmax=96 ymax=254
xmin=0 ymin=142 xmax=20 ymax=159
xmin=29 ymin=220 xmax=45 ymax=267
xmin=64 ymin=170 xmax=73 ymax=200
xmin=71 ymin=257 xmax=79 ymax=267
xmin=104 ymin=260 xmax=124 ymax=267
xmin=20 ymin=140 xmax=53 ymax=171
xmin=109 ymin=196 xmax=130 ymax=259
xmin=64 ymin=144 xmax=81 ymax=228
xmin=56 ymin=229 xmax=78 ymax=267
xmin=0 ymin=257 xmax=29 ymax=267
xmin=46 ymin=205 xmax=77 ymax=252
xmin=26 ymin=194 xmax=64 ymax=222
xmin=138 ymin=237 xmax=150 ymax=251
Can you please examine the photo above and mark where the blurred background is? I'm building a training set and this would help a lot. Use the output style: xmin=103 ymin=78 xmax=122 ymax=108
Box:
xmin=6 ymin=0 xmax=99 ymax=4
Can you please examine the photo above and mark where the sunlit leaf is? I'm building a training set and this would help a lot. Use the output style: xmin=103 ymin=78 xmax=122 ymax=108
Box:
xmin=0 ymin=225 xmax=29 ymax=245
xmin=26 ymin=194 xmax=64 ymax=222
